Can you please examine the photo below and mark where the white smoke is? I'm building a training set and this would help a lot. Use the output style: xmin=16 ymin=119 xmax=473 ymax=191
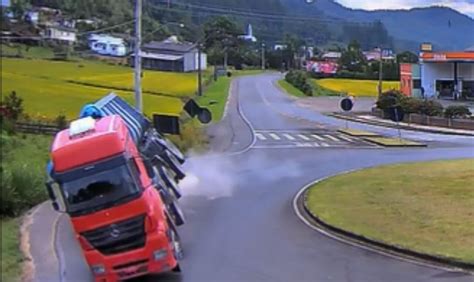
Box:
xmin=179 ymin=153 xmax=236 ymax=200
xmin=178 ymin=151 xmax=304 ymax=200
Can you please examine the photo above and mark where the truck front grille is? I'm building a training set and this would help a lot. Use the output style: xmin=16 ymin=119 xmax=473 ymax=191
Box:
xmin=82 ymin=214 xmax=146 ymax=256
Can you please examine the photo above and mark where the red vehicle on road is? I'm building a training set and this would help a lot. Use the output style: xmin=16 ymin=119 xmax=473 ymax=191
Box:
xmin=47 ymin=114 xmax=183 ymax=281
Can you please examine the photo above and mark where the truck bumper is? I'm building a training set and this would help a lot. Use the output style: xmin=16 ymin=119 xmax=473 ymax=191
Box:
xmin=84 ymin=231 xmax=178 ymax=282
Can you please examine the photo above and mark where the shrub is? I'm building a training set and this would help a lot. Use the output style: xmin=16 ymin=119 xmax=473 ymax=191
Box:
xmin=1 ymin=91 xmax=24 ymax=121
xmin=55 ymin=114 xmax=68 ymax=129
xmin=444 ymin=105 xmax=472 ymax=119
xmin=376 ymin=90 xmax=404 ymax=111
xmin=285 ymin=70 xmax=313 ymax=96
xmin=400 ymin=96 xmax=423 ymax=114
xmin=418 ymin=100 xmax=443 ymax=116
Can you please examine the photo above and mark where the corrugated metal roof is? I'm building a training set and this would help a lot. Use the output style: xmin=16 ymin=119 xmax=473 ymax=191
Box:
xmin=138 ymin=51 xmax=184 ymax=61
xmin=143 ymin=41 xmax=196 ymax=54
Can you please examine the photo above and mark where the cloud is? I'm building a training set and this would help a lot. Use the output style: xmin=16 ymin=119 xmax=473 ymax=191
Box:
xmin=336 ymin=0 xmax=474 ymax=18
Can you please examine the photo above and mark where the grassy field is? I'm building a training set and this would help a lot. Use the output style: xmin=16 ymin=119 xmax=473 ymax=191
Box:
xmin=1 ymin=44 xmax=54 ymax=59
xmin=277 ymin=79 xmax=306 ymax=98
xmin=306 ymin=159 xmax=474 ymax=263
xmin=1 ymin=58 xmax=197 ymax=119
xmin=1 ymin=219 xmax=23 ymax=282
xmin=314 ymin=79 xmax=400 ymax=97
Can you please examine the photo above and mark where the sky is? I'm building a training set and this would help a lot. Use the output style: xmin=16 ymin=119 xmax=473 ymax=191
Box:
xmin=336 ymin=0 xmax=474 ymax=18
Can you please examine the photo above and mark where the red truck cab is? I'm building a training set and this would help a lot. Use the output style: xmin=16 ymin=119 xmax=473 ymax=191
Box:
xmin=49 ymin=115 xmax=181 ymax=281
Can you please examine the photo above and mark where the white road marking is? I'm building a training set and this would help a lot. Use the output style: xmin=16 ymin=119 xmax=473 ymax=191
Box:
xmin=324 ymin=135 xmax=340 ymax=142
xmin=313 ymin=142 xmax=320 ymax=147
xmin=338 ymin=135 xmax=354 ymax=142
xmin=283 ymin=133 xmax=296 ymax=140
xmin=269 ymin=133 xmax=281 ymax=140
xmin=321 ymin=142 xmax=330 ymax=147
xmin=298 ymin=134 xmax=310 ymax=141
xmin=255 ymin=133 xmax=267 ymax=141
xmin=311 ymin=134 xmax=325 ymax=141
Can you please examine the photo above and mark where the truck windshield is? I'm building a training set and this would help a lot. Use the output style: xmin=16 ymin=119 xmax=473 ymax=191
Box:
xmin=57 ymin=157 xmax=142 ymax=216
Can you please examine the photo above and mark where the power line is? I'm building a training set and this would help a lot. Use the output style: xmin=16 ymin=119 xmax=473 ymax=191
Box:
xmin=78 ymin=19 xmax=136 ymax=36
xmin=152 ymin=0 xmax=372 ymax=26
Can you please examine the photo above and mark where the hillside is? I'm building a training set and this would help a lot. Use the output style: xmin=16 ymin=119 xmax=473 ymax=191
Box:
xmin=280 ymin=0 xmax=474 ymax=51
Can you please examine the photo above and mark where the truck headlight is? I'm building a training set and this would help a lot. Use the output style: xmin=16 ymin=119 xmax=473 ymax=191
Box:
xmin=91 ymin=264 xmax=105 ymax=275
xmin=153 ymin=249 xmax=168 ymax=261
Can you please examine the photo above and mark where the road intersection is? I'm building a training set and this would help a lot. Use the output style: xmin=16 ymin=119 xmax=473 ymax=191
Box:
xmin=29 ymin=73 xmax=474 ymax=282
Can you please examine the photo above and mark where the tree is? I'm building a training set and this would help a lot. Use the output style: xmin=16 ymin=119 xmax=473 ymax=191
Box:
xmin=339 ymin=40 xmax=367 ymax=73
xmin=203 ymin=16 xmax=242 ymax=66
xmin=397 ymin=51 xmax=419 ymax=64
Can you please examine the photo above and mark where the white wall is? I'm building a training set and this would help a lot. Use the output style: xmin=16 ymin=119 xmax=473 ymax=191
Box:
xmin=421 ymin=62 xmax=474 ymax=98
xmin=47 ymin=28 xmax=76 ymax=43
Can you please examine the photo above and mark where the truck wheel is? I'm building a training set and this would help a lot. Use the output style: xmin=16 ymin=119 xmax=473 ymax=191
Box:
xmin=169 ymin=228 xmax=184 ymax=261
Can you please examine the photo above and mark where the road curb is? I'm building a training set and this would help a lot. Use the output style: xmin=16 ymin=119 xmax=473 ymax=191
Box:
xmin=293 ymin=173 xmax=474 ymax=274
xmin=328 ymin=113 xmax=474 ymax=136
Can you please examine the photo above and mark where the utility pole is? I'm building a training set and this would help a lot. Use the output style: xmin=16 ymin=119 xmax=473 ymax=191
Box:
xmin=261 ymin=43 xmax=266 ymax=71
xmin=377 ymin=47 xmax=383 ymax=98
xmin=134 ymin=0 xmax=142 ymax=112
xmin=197 ymin=44 xmax=203 ymax=96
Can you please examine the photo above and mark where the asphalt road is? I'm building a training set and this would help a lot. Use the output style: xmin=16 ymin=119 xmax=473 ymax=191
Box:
xmin=54 ymin=73 xmax=474 ymax=282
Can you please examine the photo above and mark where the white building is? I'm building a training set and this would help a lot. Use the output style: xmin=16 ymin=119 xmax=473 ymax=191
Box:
xmin=420 ymin=50 xmax=474 ymax=100
xmin=42 ymin=25 xmax=77 ymax=44
xmin=89 ymin=34 xmax=127 ymax=57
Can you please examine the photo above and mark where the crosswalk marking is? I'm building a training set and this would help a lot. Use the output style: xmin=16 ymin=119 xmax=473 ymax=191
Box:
xmin=255 ymin=133 xmax=266 ymax=141
xmin=283 ymin=133 xmax=295 ymax=140
xmin=311 ymin=134 xmax=325 ymax=141
xmin=324 ymin=135 xmax=340 ymax=142
xmin=337 ymin=135 xmax=354 ymax=142
xmin=320 ymin=142 xmax=330 ymax=147
xmin=298 ymin=134 xmax=310 ymax=141
xmin=269 ymin=133 xmax=281 ymax=140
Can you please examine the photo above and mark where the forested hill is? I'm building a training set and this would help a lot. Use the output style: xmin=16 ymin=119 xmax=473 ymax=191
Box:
xmin=280 ymin=0 xmax=474 ymax=51
xmin=23 ymin=0 xmax=474 ymax=51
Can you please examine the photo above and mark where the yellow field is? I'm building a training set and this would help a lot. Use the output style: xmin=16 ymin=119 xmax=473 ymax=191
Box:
xmin=1 ymin=58 xmax=197 ymax=119
xmin=315 ymin=79 xmax=400 ymax=97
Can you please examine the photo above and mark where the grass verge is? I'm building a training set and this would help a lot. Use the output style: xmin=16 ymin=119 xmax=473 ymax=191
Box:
xmin=197 ymin=76 xmax=232 ymax=122
xmin=1 ymin=218 xmax=23 ymax=282
xmin=277 ymin=79 xmax=306 ymax=98
xmin=306 ymin=159 xmax=474 ymax=263
xmin=363 ymin=136 xmax=426 ymax=147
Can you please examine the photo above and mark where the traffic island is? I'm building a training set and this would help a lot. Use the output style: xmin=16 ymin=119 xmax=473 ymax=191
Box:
xmin=362 ymin=137 xmax=427 ymax=147
xmin=301 ymin=159 xmax=474 ymax=271
xmin=338 ymin=128 xmax=380 ymax=137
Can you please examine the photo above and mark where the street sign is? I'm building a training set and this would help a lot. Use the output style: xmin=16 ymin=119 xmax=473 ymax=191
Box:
xmin=340 ymin=97 xmax=354 ymax=112
xmin=198 ymin=108 xmax=212 ymax=124
xmin=153 ymin=114 xmax=180 ymax=135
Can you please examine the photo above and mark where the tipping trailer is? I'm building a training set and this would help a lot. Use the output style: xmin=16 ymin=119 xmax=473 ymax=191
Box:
xmin=46 ymin=94 xmax=189 ymax=281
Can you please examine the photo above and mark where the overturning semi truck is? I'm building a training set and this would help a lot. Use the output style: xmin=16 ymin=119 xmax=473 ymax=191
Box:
xmin=45 ymin=94 xmax=205 ymax=281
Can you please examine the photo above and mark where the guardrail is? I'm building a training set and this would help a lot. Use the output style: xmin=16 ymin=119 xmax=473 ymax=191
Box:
xmin=15 ymin=122 xmax=61 ymax=135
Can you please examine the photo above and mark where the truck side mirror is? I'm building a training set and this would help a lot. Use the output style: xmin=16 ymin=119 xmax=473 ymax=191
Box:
xmin=51 ymin=201 xmax=60 ymax=212
xmin=46 ymin=181 xmax=66 ymax=213
xmin=153 ymin=114 xmax=180 ymax=135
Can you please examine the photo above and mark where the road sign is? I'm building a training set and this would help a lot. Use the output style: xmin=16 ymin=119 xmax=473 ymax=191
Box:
xmin=198 ymin=108 xmax=212 ymax=124
xmin=340 ymin=97 xmax=354 ymax=112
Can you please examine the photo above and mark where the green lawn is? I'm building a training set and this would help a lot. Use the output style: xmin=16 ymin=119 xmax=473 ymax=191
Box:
xmin=306 ymin=159 xmax=474 ymax=263
xmin=314 ymin=79 xmax=400 ymax=97
xmin=278 ymin=79 xmax=306 ymax=98
xmin=1 ymin=44 xmax=54 ymax=59
xmin=198 ymin=77 xmax=232 ymax=122
xmin=1 ymin=219 xmax=23 ymax=282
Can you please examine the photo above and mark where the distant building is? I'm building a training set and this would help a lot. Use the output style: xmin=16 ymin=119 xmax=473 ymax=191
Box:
xmin=274 ymin=44 xmax=287 ymax=51
xmin=89 ymin=34 xmax=127 ymax=57
xmin=131 ymin=36 xmax=207 ymax=72
xmin=238 ymin=24 xmax=257 ymax=43
xmin=400 ymin=48 xmax=474 ymax=100
xmin=42 ymin=24 xmax=77 ymax=44
xmin=321 ymin=51 xmax=341 ymax=62
xmin=363 ymin=48 xmax=395 ymax=61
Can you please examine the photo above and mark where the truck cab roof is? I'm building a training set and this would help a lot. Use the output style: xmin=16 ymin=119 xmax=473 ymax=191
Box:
xmin=52 ymin=115 xmax=130 ymax=173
